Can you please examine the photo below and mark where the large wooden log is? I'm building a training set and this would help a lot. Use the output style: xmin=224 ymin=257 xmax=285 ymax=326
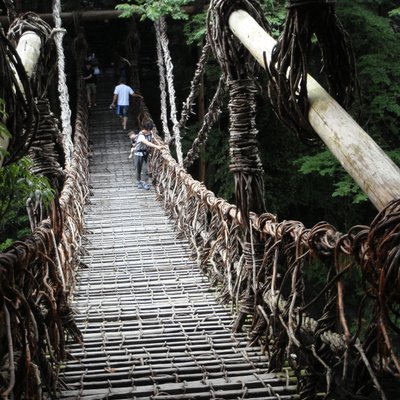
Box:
xmin=16 ymin=31 xmax=41 ymax=79
xmin=229 ymin=10 xmax=400 ymax=211
xmin=0 ymin=10 xmax=122 ymax=27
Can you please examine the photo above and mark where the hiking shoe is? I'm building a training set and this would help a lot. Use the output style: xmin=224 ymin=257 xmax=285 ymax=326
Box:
xmin=136 ymin=181 xmax=143 ymax=189
xmin=141 ymin=181 xmax=150 ymax=190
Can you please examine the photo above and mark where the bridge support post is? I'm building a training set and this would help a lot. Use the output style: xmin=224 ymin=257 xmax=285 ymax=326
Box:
xmin=228 ymin=10 xmax=400 ymax=211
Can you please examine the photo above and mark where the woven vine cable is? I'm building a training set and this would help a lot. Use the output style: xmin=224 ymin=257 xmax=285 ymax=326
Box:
xmin=207 ymin=0 xmax=269 ymax=334
xmin=155 ymin=19 xmax=171 ymax=143
xmin=155 ymin=17 xmax=183 ymax=165
xmin=28 ymin=98 xmax=65 ymax=189
xmin=178 ymin=37 xmax=211 ymax=132
xmin=207 ymin=0 xmax=269 ymax=228
xmin=183 ymin=76 xmax=225 ymax=168
xmin=52 ymin=0 xmax=73 ymax=165
xmin=267 ymin=0 xmax=357 ymax=143
xmin=3 ymin=0 xmax=17 ymax=23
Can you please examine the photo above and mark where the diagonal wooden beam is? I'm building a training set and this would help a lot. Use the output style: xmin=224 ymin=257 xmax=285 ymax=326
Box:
xmin=228 ymin=9 xmax=400 ymax=211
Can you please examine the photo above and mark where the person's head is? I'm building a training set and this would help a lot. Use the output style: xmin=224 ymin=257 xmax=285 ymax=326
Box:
xmin=85 ymin=62 xmax=91 ymax=69
xmin=119 ymin=78 xmax=126 ymax=85
xmin=127 ymin=130 xmax=136 ymax=140
xmin=142 ymin=121 xmax=154 ymax=132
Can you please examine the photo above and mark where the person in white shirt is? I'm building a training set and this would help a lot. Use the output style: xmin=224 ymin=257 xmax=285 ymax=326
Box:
xmin=110 ymin=78 xmax=142 ymax=130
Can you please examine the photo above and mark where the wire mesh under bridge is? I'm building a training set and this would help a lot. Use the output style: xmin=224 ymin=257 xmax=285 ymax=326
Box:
xmin=55 ymin=79 xmax=299 ymax=400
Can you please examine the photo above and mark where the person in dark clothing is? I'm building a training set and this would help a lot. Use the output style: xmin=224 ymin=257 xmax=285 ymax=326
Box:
xmin=83 ymin=61 xmax=96 ymax=107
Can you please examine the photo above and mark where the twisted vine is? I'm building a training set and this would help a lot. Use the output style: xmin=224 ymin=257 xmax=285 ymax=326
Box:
xmin=267 ymin=0 xmax=357 ymax=143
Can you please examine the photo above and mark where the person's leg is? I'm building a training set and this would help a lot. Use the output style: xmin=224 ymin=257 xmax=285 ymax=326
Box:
xmin=135 ymin=155 xmax=143 ymax=187
xmin=92 ymin=85 xmax=97 ymax=106
xmin=86 ymin=85 xmax=91 ymax=107
xmin=121 ymin=106 xmax=128 ymax=130
xmin=141 ymin=156 xmax=150 ymax=190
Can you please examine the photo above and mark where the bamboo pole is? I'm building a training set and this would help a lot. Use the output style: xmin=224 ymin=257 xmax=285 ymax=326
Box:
xmin=228 ymin=9 xmax=400 ymax=211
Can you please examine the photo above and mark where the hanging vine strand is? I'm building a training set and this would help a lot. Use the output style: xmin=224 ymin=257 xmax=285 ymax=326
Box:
xmin=155 ymin=17 xmax=183 ymax=165
xmin=52 ymin=0 xmax=74 ymax=166
xmin=155 ymin=19 xmax=171 ymax=144
xmin=267 ymin=0 xmax=357 ymax=143
xmin=179 ymin=37 xmax=212 ymax=133
xmin=183 ymin=76 xmax=225 ymax=168
xmin=3 ymin=0 xmax=17 ymax=23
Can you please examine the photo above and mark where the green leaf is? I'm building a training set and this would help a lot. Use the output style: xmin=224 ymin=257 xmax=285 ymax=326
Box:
xmin=295 ymin=151 xmax=337 ymax=176
xmin=0 ymin=157 xmax=55 ymax=242
xmin=117 ymin=0 xmax=194 ymax=21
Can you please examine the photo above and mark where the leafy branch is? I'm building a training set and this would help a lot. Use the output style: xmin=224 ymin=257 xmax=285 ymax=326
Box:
xmin=116 ymin=0 xmax=194 ymax=21
xmin=0 ymin=157 xmax=55 ymax=244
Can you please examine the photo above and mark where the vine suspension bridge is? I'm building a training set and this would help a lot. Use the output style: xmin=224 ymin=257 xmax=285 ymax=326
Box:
xmin=54 ymin=76 xmax=298 ymax=399
xmin=0 ymin=2 xmax=400 ymax=400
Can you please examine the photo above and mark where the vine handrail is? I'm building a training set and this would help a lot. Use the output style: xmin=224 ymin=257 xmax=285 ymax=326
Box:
xmin=150 ymin=142 xmax=400 ymax=399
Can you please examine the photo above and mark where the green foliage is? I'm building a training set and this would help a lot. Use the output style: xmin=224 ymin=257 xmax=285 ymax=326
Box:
xmin=332 ymin=176 xmax=368 ymax=204
xmin=183 ymin=12 xmax=206 ymax=45
xmin=388 ymin=7 xmax=400 ymax=18
xmin=260 ymin=0 xmax=287 ymax=38
xmin=0 ymin=157 xmax=55 ymax=248
xmin=116 ymin=0 xmax=194 ymax=21
xmin=0 ymin=98 xmax=11 ymax=142
xmin=0 ymin=238 xmax=13 ymax=252
xmin=338 ymin=1 xmax=400 ymax=147
xmin=295 ymin=151 xmax=369 ymax=204
xmin=296 ymin=150 xmax=337 ymax=177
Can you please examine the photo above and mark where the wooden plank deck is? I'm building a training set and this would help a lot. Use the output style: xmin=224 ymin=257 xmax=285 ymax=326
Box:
xmin=56 ymin=74 xmax=299 ymax=399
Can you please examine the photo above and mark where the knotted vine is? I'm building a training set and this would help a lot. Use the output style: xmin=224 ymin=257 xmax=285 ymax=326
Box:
xmin=207 ymin=0 xmax=268 ymax=224
xmin=52 ymin=0 xmax=74 ymax=165
xmin=179 ymin=38 xmax=211 ymax=132
xmin=154 ymin=17 xmax=183 ymax=164
xmin=183 ymin=76 xmax=225 ymax=168
xmin=267 ymin=0 xmax=357 ymax=143
xmin=3 ymin=0 xmax=17 ymax=23
xmin=155 ymin=18 xmax=171 ymax=143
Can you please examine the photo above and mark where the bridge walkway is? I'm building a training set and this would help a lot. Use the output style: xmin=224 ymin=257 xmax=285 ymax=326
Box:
xmin=56 ymin=74 xmax=298 ymax=399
